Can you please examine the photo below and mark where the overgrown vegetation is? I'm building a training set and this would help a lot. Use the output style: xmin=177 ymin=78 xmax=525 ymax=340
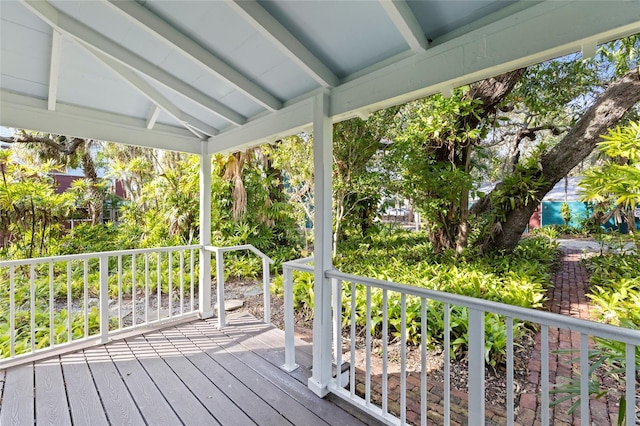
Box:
xmin=0 ymin=250 xmax=200 ymax=357
xmin=274 ymin=230 xmax=557 ymax=366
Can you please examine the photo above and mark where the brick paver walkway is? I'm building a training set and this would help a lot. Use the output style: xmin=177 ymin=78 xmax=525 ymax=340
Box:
xmin=516 ymin=246 xmax=624 ymax=425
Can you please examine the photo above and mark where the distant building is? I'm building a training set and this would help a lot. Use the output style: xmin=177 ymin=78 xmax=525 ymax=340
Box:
xmin=477 ymin=177 xmax=640 ymax=233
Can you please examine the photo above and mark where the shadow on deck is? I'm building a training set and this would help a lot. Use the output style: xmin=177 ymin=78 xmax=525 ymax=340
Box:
xmin=0 ymin=312 xmax=379 ymax=426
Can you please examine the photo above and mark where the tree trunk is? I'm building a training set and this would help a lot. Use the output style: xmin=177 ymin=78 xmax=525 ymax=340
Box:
xmin=79 ymin=143 xmax=104 ymax=225
xmin=475 ymin=67 xmax=640 ymax=252
xmin=426 ymin=68 xmax=527 ymax=252
xmin=456 ymin=143 xmax=472 ymax=254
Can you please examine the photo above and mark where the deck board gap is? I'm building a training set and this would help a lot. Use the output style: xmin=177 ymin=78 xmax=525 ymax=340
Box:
xmin=139 ymin=333 xmax=220 ymax=425
xmin=184 ymin=321 xmax=328 ymax=425
xmin=119 ymin=338 xmax=185 ymax=425
xmin=158 ymin=327 xmax=262 ymax=425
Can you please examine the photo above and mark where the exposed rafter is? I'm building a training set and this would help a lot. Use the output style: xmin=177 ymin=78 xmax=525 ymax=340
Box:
xmin=47 ymin=30 xmax=63 ymax=111
xmin=332 ymin=1 xmax=640 ymax=118
xmin=1 ymin=90 xmax=201 ymax=154
xmin=146 ymin=106 xmax=161 ymax=130
xmin=228 ymin=0 xmax=339 ymax=88
xmin=21 ymin=0 xmax=247 ymax=127
xmin=379 ymin=0 xmax=427 ymax=53
xmin=105 ymin=0 xmax=283 ymax=111
xmin=210 ymin=96 xmax=314 ymax=155
xmin=85 ymin=45 xmax=218 ymax=137
xmin=212 ymin=1 xmax=640 ymax=152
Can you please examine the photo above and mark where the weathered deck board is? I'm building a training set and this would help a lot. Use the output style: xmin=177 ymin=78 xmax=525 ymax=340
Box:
xmin=83 ymin=345 xmax=145 ymax=425
xmin=128 ymin=335 xmax=220 ymax=425
xmin=223 ymin=314 xmax=315 ymax=383
xmin=0 ymin=364 xmax=33 ymax=425
xmin=224 ymin=314 xmax=315 ymax=366
xmin=152 ymin=329 xmax=257 ymax=425
xmin=188 ymin=320 xmax=329 ymax=426
xmin=61 ymin=352 xmax=109 ymax=426
xmin=171 ymin=324 xmax=292 ymax=425
xmin=35 ymin=359 xmax=72 ymax=425
xmin=104 ymin=340 xmax=182 ymax=425
xmin=215 ymin=320 xmax=366 ymax=426
xmin=0 ymin=314 xmax=378 ymax=426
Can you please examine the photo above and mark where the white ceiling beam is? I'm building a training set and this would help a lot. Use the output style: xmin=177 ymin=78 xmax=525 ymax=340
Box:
xmin=85 ymin=45 xmax=218 ymax=137
xmin=146 ymin=105 xmax=161 ymax=129
xmin=47 ymin=30 xmax=63 ymax=110
xmin=581 ymin=42 xmax=598 ymax=60
xmin=21 ymin=0 xmax=247 ymax=127
xmin=331 ymin=0 xmax=640 ymax=118
xmin=1 ymin=90 xmax=201 ymax=154
xmin=105 ymin=0 xmax=282 ymax=111
xmin=379 ymin=0 xmax=427 ymax=52
xmin=210 ymin=1 xmax=640 ymax=151
xmin=440 ymin=86 xmax=454 ymax=99
xmin=210 ymin=96 xmax=314 ymax=155
xmin=228 ymin=0 xmax=339 ymax=88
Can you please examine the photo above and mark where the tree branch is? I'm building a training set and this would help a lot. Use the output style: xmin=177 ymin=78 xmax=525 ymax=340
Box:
xmin=474 ymin=66 xmax=640 ymax=251
xmin=0 ymin=132 xmax=86 ymax=155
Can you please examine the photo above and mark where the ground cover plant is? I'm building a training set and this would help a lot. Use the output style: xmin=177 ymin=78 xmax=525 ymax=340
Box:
xmin=274 ymin=229 xmax=557 ymax=366
xmin=0 ymin=249 xmax=200 ymax=357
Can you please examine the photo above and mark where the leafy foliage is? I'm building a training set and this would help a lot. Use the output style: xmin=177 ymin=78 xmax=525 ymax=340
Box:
xmin=0 ymin=150 xmax=76 ymax=259
xmin=580 ymin=122 xmax=640 ymax=231
xmin=386 ymin=89 xmax=485 ymax=252
xmin=274 ymin=230 xmax=556 ymax=365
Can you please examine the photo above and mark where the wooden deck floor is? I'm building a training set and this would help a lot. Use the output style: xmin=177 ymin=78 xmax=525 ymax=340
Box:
xmin=0 ymin=313 xmax=374 ymax=425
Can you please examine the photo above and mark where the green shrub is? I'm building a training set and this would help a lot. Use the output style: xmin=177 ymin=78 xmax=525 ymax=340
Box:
xmin=275 ymin=231 xmax=555 ymax=365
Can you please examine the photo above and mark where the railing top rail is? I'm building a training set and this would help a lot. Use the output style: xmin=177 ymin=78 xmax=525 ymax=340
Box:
xmin=282 ymin=256 xmax=314 ymax=272
xmin=204 ymin=244 xmax=274 ymax=264
xmin=326 ymin=269 xmax=640 ymax=345
xmin=0 ymin=245 xmax=202 ymax=267
xmin=283 ymin=256 xmax=314 ymax=265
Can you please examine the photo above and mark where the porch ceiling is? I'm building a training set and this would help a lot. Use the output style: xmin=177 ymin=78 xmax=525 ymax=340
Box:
xmin=1 ymin=0 xmax=639 ymax=155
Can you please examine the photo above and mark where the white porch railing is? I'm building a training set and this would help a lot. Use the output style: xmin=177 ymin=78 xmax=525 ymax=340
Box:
xmin=282 ymin=259 xmax=640 ymax=426
xmin=203 ymin=244 xmax=273 ymax=328
xmin=0 ymin=244 xmax=273 ymax=369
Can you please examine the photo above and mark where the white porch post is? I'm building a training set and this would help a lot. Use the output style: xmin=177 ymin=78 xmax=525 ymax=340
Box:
xmin=308 ymin=92 xmax=333 ymax=397
xmin=199 ymin=140 xmax=213 ymax=318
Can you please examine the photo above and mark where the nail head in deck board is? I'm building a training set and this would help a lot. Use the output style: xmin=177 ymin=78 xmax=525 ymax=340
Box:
xmin=35 ymin=361 xmax=72 ymax=425
xmin=85 ymin=354 xmax=146 ymax=425
xmin=0 ymin=363 xmax=34 ymax=425
xmin=61 ymin=354 xmax=109 ymax=426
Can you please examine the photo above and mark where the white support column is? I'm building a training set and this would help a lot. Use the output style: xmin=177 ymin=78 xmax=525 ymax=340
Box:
xmin=199 ymin=140 xmax=214 ymax=318
xmin=308 ymin=92 xmax=333 ymax=397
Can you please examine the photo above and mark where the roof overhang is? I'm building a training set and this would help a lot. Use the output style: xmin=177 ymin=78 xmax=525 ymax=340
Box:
xmin=1 ymin=0 xmax=639 ymax=155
